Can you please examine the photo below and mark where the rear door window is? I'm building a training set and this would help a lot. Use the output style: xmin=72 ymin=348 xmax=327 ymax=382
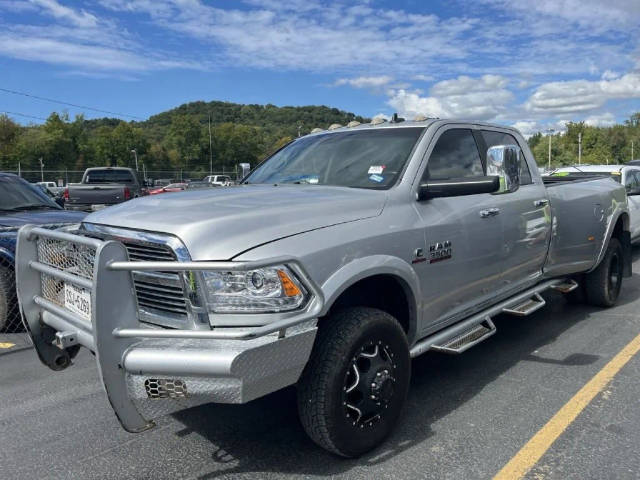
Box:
xmin=424 ymin=129 xmax=484 ymax=180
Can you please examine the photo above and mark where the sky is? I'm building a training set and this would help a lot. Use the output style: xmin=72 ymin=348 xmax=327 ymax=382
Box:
xmin=1 ymin=0 xmax=639 ymax=137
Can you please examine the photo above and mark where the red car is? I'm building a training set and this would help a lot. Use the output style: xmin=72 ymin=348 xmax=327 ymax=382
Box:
xmin=148 ymin=183 xmax=187 ymax=195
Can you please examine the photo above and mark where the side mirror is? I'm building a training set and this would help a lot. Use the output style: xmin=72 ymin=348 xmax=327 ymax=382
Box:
xmin=417 ymin=176 xmax=500 ymax=200
xmin=487 ymin=145 xmax=521 ymax=194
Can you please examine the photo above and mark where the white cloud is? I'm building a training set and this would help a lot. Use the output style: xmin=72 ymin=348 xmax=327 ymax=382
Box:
xmin=30 ymin=0 xmax=97 ymax=27
xmin=0 ymin=32 xmax=201 ymax=71
xmin=334 ymin=76 xmax=393 ymax=89
xmin=411 ymin=74 xmax=435 ymax=82
xmin=511 ymin=121 xmax=539 ymax=138
xmin=387 ymin=75 xmax=514 ymax=120
xmin=584 ymin=112 xmax=616 ymax=127
xmin=479 ymin=0 xmax=640 ymax=32
xmin=525 ymin=73 xmax=640 ymax=115
xmin=601 ymin=70 xmax=620 ymax=81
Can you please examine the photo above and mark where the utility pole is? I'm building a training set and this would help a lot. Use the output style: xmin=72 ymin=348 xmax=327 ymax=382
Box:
xmin=578 ymin=132 xmax=582 ymax=165
xmin=298 ymin=124 xmax=302 ymax=138
xmin=130 ymin=149 xmax=138 ymax=171
xmin=632 ymin=140 xmax=634 ymax=161
xmin=546 ymin=128 xmax=555 ymax=171
xmin=39 ymin=157 xmax=44 ymax=182
xmin=17 ymin=161 xmax=21 ymax=177
xmin=208 ymin=115 xmax=213 ymax=175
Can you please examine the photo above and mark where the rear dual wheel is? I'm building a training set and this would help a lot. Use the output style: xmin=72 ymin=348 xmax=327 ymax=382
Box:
xmin=567 ymin=238 xmax=623 ymax=307
xmin=297 ymin=307 xmax=410 ymax=457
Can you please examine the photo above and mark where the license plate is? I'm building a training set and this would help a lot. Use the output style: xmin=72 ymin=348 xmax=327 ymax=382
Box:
xmin=91 ymin=204 xmax=107 ymax=211
xmin=64 ymin=283 xmax=92 ymax=321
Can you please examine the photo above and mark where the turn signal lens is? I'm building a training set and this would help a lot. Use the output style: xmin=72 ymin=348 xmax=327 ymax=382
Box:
xmin=278 ymin=269 xmax=302 ymax=297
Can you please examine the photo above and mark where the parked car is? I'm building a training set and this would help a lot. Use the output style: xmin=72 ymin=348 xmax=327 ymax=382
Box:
xmin=203 ymin=174 xmax=233 ymax=186
xmin=148 ymin=183 xmax=188 ymax=195
xmin=153 ymin=178 xmax=174 ymax=187
xmin=186 ymin=181 xmax=217 ymax=190
xmin=64 ymin=167 xmax=143 ymax=211
xmin=0 ymin=173 xmax=85 ymax=332
xmin=33 ymin=183 xmax=65 ymax=207
xmin=16 ymin=120 xmax=631 ymax=457
xmin=550 ymin=165 xmax=640 ymax=243
xmin=36 ymin=181 xmax=65 ymax=196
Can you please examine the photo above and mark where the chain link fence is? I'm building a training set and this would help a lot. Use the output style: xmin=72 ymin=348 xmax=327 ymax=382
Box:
xmin=5 ymin=169 xmax=242 ymax=185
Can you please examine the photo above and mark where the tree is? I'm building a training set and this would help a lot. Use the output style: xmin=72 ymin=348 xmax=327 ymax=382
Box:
xmin=166 ymin=115 xmax=202 ymax=170
xmin=0 ymin=114 xmax=21 ymax=169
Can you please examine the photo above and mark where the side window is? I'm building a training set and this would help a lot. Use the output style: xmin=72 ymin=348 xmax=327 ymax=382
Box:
xmin=424 ymin=129 xmax=484 ymax=180
xmin=625 ymin=170 xmax=639 ymax=188
xmin=481 ymin=130 xmax=533 ymax=185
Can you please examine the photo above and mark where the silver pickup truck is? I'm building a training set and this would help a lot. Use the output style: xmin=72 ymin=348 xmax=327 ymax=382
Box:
xmin=16 ymin=120 xmax=632 ymax=457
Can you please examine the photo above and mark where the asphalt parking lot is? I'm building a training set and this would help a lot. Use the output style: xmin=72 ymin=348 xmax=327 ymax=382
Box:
xmin=1 ymin=251 xmax=639 ymax=479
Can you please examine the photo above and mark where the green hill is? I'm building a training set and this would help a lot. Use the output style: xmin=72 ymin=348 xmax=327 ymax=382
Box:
xmin=0 ymin=102 xmax=369 ymax=176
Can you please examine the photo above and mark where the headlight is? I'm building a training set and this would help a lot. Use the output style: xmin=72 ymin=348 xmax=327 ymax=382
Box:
xmin=202 ymin=265 xmax=308 ymax=313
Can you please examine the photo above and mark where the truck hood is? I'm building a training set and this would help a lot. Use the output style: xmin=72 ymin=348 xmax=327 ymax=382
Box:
xmin=84 ymin=184 xmax=386 ymax=259
xmin=0 ymin=209 xmax=86 ymax=228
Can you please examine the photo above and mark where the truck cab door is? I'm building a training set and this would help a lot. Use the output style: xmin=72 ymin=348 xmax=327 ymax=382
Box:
xmin=478 ymin=130 xmax=551 ymax=292
xmin=413 ymin=127 xmax=505 ymax=335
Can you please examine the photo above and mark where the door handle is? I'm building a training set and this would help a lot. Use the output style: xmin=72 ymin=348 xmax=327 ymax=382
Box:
xmin=533 ymin=199 xmax=549 ymax=207
xmin=479 ymin=207 xmax=500 ymax=218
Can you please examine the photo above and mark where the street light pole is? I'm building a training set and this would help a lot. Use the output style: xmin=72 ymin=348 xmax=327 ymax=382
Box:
xmin=208 ymin=115 xmax=213 ymax=175
xmin=546 ymin=128 xmax=555 ymax=171
xmin=578 ymin=132 xmax=582 ymax=165
xmin=130 ymin=149 xmax=138 ymax=171
xmin=39 ymin=157 xmax=44 ymax=182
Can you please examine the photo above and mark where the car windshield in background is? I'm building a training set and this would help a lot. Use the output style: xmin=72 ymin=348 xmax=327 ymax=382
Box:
xmin=0 ymin=176 xmax=61 ymax=211
xmin=551 ymin=171 xmax=621 ymax=183
xmin=85 ymin=170 xmax=135 ymax=183
xmin=245 ymin=128 xmax=425 ymax=189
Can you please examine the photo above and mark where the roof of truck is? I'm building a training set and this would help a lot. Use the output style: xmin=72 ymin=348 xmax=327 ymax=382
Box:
xmin=304 ymin=118 xmax=523 ymax=137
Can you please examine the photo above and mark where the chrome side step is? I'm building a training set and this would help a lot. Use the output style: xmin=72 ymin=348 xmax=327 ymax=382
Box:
xmin=431 ymin=318 xmax=496 ymax=354
xmin=502 ymin=293 xmax=546 ymax=316
xmin=550 ymin=279 xmax=579 ymax=293
xmin=409 ymin=278 xmax=571 ymax=358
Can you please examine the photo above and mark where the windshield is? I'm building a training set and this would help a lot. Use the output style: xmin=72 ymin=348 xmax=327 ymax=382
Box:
xmin=85 ymin=169 xmax=135 ymax=183
xmin=0 ymin=176 xmax=61 ymax=211
xmin=552 ymin=171 xmax=621 ymax=183
xmin=244 ymin=128 xmax=425 ymax=189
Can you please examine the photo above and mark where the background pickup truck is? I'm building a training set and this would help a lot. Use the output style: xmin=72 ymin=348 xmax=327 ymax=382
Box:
xmin=64 ymin=167 xmax=143 ymax=211
xmin=16 ymin=119 xmax=632 ymax=458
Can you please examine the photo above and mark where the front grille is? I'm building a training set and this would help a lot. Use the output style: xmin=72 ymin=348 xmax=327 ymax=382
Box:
xmin=118 ymin=240 xmax=189 ymax=319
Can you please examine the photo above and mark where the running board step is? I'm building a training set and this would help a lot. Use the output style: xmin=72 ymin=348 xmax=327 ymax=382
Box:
xmin=550 ymin=279 xmax=579 ymax=293
xmin=430 ymin=318 xmax=496 ymax=354
xmin=502 ymin=293 xmax=546 ymax=316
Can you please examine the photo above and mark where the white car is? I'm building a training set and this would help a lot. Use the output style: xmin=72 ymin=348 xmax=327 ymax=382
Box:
xmin=203 ymin=175 xmax=232 ymax=186
xmin=551 ymin=165 xmax=640 ymax=243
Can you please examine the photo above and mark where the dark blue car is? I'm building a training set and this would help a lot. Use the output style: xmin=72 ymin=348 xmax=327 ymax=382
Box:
xmin=0 ymin=173 xmax=86 ymax=331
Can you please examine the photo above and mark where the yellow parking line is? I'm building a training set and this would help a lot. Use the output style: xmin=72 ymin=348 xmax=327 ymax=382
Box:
xmin=494 ymin=333 xmax=640 ymax=480
xmin=0 ymin=342 xmax=16 ymax=349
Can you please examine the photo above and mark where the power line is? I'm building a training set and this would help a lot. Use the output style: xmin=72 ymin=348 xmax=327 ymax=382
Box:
xmin=0 ymin=87 xmax=143 ymax=120
xmin=1 ymin=110 xmax=47 ymax=121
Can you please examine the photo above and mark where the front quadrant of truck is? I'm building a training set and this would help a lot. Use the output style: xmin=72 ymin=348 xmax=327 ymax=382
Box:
xmin=16 ymin=119 xmax=632 ymax=457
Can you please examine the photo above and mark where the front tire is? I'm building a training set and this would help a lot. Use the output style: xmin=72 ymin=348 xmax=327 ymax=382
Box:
xmin=584 ymin=237 xmax=623 ymax=307
xmin=297 ymin=307 xmax=410 ymax=457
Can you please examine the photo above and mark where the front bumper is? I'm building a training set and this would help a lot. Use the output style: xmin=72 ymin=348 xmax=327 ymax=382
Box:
xmin=15 ymin=225 xmax=321 ymax=432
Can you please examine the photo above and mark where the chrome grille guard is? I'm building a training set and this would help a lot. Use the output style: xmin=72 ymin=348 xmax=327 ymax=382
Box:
xmin=15 ymin=225 xmax=324 ymax=432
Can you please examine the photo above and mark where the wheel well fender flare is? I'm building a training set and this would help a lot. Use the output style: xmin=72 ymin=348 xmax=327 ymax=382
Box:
xmin=319 ymin=255 xmax=421 ymax=339
xmin=591 ymin=211 xmax=631 ymax=276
